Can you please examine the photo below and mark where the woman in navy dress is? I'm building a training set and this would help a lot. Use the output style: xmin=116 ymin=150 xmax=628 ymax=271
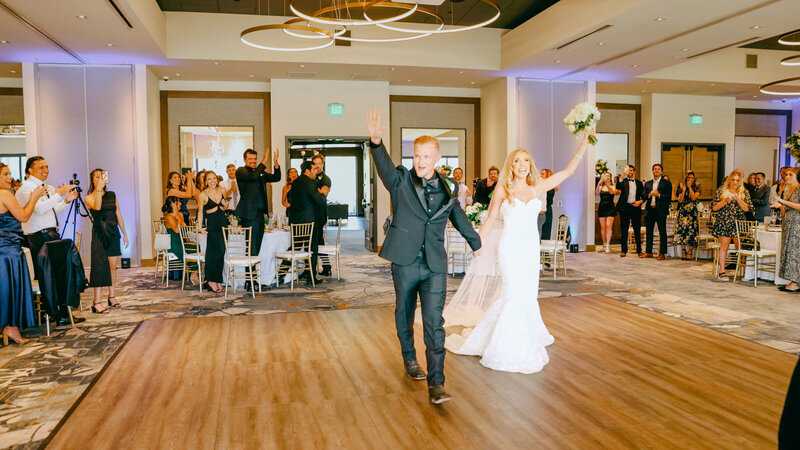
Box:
xmin=86 ymin=169 xmax=129 ymax=313
xmin=198 ymin=171 xmax=229 ymax=293
xmin=0 ymin=162 xmax=46 ymax=345
xmin=165 ymin=171 xmax=195 ymax=224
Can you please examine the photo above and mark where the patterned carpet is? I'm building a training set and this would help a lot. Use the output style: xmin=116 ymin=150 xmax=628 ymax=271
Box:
xmin=1 ymin=231 xmax=798 ymax=449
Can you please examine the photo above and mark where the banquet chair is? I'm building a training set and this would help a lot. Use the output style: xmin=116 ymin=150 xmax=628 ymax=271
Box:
xmin=541 ymin=215 xmax=569 ymax=279
xmin=445 ymin=224 xmax=471 ymax=277
xmin=664 ymin=215 xmax=679 ymax=257
xmin=152 ymin=219 xmax=170 ymax=280
xmin=696 ymin=215 xmax=716 ymax=261
xmin=179 ymin=225 xmax=205 ymax=292
xmin=222 ymin=226 xmax=262 ymax=298
xmin=733 ymin=219 xmax=777 ymax=286
xmin=22 ymin=247 xmax=80 ymax=336
xmin=275 ymin=222 xmax=315 ymax=291
xmin=318 ymin=219 xmax=343 ymax=280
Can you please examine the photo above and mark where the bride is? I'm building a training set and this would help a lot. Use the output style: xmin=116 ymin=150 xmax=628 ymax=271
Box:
xmin=444 ymin=130 xmax=591 ymax=374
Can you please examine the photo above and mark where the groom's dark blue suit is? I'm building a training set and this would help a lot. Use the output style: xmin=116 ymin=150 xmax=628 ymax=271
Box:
xmin=371 ymin=140 xmax=481 ymax=386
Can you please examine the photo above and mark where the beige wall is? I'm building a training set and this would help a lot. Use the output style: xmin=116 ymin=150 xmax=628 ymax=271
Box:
xmin=390 ymin=101 xmax=476 ymax=181
xmin=642 ymin=94 xmax=736 ymax=174
xmin=0 ymin=93 xmax=23 ymax=124
xmin=166 ymin=97 xmax=265 ymax=174
xmin=146 ymin=69 xmax=163 ymax=235
xmin=480 ymin=78 xmax=509 ymax=175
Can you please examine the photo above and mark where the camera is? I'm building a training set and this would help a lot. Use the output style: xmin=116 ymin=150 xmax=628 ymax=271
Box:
xmin=162 ymin=75 xmax=169 ymax=82
xmin=69 ymin=173 xmax=82 ymax=193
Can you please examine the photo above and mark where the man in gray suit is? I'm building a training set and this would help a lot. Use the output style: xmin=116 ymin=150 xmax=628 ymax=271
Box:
xmin=367 ymin=108 xmax=481 ymax=404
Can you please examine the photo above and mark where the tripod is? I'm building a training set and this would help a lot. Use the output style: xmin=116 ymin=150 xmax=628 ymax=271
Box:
xmin=61 ymin=186 xmax=92 ymax=242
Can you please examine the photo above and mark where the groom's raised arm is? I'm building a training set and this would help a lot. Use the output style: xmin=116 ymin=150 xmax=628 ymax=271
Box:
xmin=449 ymin=207 xmax=482 ymax=251
xmin=369 ymin=141 xmax=402 ymax=191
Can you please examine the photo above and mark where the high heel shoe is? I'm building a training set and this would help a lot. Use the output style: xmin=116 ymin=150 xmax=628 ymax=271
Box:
xmin=92 ymin=302 xmax=110 ymax=314
xmin=107 ymin=296 xmax=120 ymax=308
xmin=2 ymin=328 xmax=29 ymax=346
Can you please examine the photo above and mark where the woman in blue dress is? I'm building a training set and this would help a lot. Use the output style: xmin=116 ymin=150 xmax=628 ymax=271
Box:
xmin=0 ymin=162 xmax=46 ymax=345
xmin=165 ymin=171 xmax=195 ymax=224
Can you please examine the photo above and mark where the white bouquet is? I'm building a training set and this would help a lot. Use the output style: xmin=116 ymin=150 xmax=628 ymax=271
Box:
xmin=466 ymin=202 xmax=488 ymax=225
xmin=564 ymin=102 xmax=600 ymax=144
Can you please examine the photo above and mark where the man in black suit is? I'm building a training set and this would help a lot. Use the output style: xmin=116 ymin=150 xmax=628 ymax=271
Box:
xmin=473 ymin=166 xmax=499 ymax=205
xmin=235 ymin=148 xmax=281 ymax=288
xmin=312 ymin=154 xmax=332 ymax=277
xmin=641 ymin=163 xmax=672 ymax=260
xmin=751 ymin=172 xmax=771 ymax=222
xmin=616 ymin=165 xmax=644 ymax=257
xmin=367 ymin=108 xmax=480 ymax=405
xmin=288 ymin=161 xmax=327 ymax=284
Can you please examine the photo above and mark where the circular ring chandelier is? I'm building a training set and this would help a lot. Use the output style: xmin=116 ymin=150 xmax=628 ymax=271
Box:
xmin=780 ymin=54 xmax=800 ymax=66
xmin=241 ymin=23 xmax=336 ymax=52
xmin=241 ymin=0 xmax=499 ymax=51
xmin=364 ymin=0 xmax=500 ymax=34
xmin=778 ymin=30 xmax=800 ymax=46
xmin=759 ymin=76 xmax=800 ymax=96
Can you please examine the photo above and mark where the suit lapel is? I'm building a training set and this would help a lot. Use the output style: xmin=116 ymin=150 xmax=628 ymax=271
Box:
xmin=429 ymin=172 xmax=456 ymax=221
xmin=409 ymin=169 xmax=428 ymax=213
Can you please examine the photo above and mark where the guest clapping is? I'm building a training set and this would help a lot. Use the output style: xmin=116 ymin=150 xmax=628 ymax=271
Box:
xmin=165 ymin=171 xmax=195 ymax=224
xmin=596 ymin=172 xmax=618 ymax=253
xmin=86 ymin=169 xmax=129 ymax=313
xmin=711 ymin=170 xmax=753 ymax=281
xmin=675 ymin=172 xmax=700 ymax=260
xmin=219 ymin=164 xmax=240 ymax=213
xmin=452 ymin=167 xmax=472 ymax=209
xmin=0 ymin=162 xmax=46 ymax=345
xmin=642 ymin=164 xmax=672 ymax=260
xmin=197 ymin=171 xmax=228 ymax=293
xmin=770 ymin=168 xmax=800 ymax=292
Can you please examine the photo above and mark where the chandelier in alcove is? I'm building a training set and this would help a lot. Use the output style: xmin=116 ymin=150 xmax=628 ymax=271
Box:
xmin=240 ymin=0 xmax=500 ymax=52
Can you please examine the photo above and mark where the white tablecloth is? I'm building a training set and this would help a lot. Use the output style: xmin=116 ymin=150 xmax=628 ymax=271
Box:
xmin=198 ymin=229 xmax=291 ymax=286
xmin=743 ymin=227 xmax=786 ymax=285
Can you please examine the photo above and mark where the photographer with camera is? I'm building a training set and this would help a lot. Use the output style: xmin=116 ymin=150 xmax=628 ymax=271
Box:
xmin=15 ymin=157 xmax=79 ymax=264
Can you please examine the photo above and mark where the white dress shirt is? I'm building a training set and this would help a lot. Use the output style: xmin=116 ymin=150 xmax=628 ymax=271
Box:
xmin=626 ymin=178 xmax=637 ymax=204
xmin=456 ymin=182 xmax=471 ymax=210
xmin=15 ymin=175 xmax=67 ymax=234
xmin=220 ymin=178 xmax=240 ymax=211
xmin=651 ymin=177 xmax=661 ymax=206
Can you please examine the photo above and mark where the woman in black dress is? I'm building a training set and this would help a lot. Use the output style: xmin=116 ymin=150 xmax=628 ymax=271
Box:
xmin=86 ymin=169 xmax=129 ymax=313
xmin=198 ymin=171 xmax=228 ymax=293
xmin=596 ymin=171 xmax=618 ymax=253
xmin=0 ymin=162 xmax=46 ymax=345
xmin=539 ymin=169 xmax=558 ymax=240
xmin=165 ymin=171 xmax=195 ymax=224
xmin=282 ymin=167 xmax=299 ymax=222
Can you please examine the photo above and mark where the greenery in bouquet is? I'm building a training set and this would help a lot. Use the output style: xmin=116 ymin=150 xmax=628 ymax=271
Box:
xmin=786 ymin=130 xmax=800 ymax=165
xmin=439 ymin=165 xmax=453 ymax=176
xmin=564 ymin=102 xmax=600 ymax=144
xmin=595 ymin=159 xmax=608 ymax=177
xmin=465 ymin=202 xmax=489 ymax=225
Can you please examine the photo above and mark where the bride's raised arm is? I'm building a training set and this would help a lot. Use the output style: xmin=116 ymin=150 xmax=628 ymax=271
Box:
xmin=478 ymin=185 xmax=506 ymax=241
xmin=535 ymin=130 xmax=593 ymax=194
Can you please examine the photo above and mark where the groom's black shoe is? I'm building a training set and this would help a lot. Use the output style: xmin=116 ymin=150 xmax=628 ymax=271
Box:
xmin=404 ymin=360 xmax=426 ymax=380
xmin=428 ymin=385 xmax=453 ymax=405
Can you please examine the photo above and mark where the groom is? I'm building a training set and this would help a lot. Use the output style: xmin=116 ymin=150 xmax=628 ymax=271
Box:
xmin=366 ymin=108 xmax=481 ymax=404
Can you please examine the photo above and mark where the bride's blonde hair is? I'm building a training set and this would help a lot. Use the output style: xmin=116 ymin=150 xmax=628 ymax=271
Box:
xmin=499 ymin=149 xmax=540 ymax=202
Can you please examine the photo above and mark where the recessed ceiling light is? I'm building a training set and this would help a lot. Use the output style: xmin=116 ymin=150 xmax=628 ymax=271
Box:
xmin=249 ymin=74 xmax=255 ymax=78
xmin=554 ymin=60 xmax=562 ymax=63
xmin=681 ymin=48 xmax=690 ymax=52
xmin=390 ymin=67 xmax=396 ymax=71
xmin=0 ymin=40 xmax=8 ymax=44
xmin=710 ymin=83 xmax=716 ymax=86
xmin=654 ymin=17 xmax=666 ymax=22
xmin=407 ymin=79 xmax=412 ymax=82
xmin=470 ymin=81 xmax=476 ymax=85
xmin=106 ymin=43 xmax=113 ymax=47
xmin=76 ymin=15 xmax=87 ymax=19
xmin=597 ymin=42 xmax=606 ymax=46
xmin=458 ymin=70 xmax=464 ymax=74
xmin=641 ymin=90 xmax=646 ymax=93
xmin=175 ymin=73 xmax=180 ymax=76
xmin=750 ymin=25 xmax=761 ymax=30
xmin=213 ymin=62 xmax=220 ymax=66
xmin=299 ymin=64 xmax=305 ymax=68
xmin=631 ymin=64 xmax=639 ymax=68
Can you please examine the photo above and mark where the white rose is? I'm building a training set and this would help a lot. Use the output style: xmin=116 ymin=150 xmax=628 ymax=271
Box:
xmin=478 ymin=210 xmax=489 ymax=224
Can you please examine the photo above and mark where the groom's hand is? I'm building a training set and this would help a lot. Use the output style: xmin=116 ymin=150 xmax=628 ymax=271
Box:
xmin=366 ymin=108 xmax=385 ymax=145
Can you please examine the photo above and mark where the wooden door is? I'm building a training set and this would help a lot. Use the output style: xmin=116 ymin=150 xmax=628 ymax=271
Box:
xmin=689 ymin=146 xmax=718 ymax=200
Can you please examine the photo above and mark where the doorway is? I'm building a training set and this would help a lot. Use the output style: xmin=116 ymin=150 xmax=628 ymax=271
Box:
xmin=661 ymin=143 xmax=725 ymax=200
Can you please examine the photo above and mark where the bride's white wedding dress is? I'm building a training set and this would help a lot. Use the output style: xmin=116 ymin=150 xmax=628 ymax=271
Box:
xmin=445 ymin=196 xmax=554 ymax=374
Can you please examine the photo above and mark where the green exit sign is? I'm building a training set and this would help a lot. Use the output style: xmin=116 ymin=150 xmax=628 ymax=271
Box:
xmin=329 ymin=103 xmax=344 ymax=116
xmin=689 ymin=114 xmax=703 ymax=125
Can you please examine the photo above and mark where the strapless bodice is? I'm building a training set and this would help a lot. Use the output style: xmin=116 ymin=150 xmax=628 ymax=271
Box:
xmin=0 ymin=211 xmax=24 ymax=247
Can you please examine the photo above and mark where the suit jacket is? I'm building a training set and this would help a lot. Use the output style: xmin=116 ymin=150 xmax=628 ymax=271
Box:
xmin=615 ymin=177 xmax=645 ymax=211
xmin=234 ymin=163 xmax=281 ymax=220
xmin=288 ymin=174 xmax=326 ymax=225
xmin=750 ymin=183 xmax=770 ymax=221
xmin=315 ymin=172 xmax=332 ymax=223
xmin=37 ymin=239 xmax=86 ymax=317
xmin=370 ymin=141 xmax=480 ymax=273
xmin=643 ymin=177 xmax=672 ymax=216
xmin=473 ymin=178 xmax=496 ymax=205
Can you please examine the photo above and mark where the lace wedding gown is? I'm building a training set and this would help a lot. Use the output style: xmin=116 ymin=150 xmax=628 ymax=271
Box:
xmin=445 ymin=196 xmax=554 ymax=374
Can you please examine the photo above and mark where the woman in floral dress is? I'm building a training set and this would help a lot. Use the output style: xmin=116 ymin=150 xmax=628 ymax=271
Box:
xmin=711 ymin=169 xmax=753 ymax=280
xmin=675 ymin=172 xmax=700 ymax=260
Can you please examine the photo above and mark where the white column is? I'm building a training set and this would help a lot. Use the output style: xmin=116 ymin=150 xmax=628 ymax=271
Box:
xmin=134 ymin=65 xmax=153 ymax=261
xmin=21 ymin=63 xmax=39 ymax=156
xmin=586 ymin=80 xmax=597 ymax=248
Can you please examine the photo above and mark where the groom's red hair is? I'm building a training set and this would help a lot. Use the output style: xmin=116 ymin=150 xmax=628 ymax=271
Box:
xmin=413 ymin=135 xmax=439 ymax=150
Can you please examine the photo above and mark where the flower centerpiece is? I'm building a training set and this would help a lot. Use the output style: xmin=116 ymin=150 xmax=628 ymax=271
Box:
xmin=785 ymin=130 xmax=800 ymax=165
xmin=465 ymin=202 xmax=489 ymax=226
xmin=564 ymin=102 xmax=601 ymax=144
xmin=595 ymin=159 xmax=608 ymax=177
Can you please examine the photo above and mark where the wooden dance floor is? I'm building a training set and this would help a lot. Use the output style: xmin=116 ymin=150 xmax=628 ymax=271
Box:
xmin=45 ymin=294 xmax=796 ymax=449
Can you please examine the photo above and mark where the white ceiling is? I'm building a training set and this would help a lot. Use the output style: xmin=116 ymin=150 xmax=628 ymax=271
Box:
xmin=0 ymin=0 xmax=799 ymax=99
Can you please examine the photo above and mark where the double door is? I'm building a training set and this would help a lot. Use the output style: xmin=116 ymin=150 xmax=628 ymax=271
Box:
xmin=661 ymin=144 xmax=725 ymax=200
